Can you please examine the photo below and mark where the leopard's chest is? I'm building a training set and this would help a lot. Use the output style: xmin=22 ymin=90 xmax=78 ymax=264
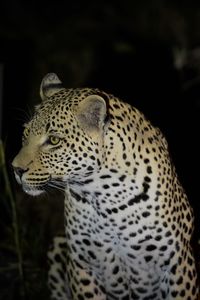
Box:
xmin=64 ymin=198 xmax=173 ymax=298
xmin=64 ymin=190 xmax=172 ymax=265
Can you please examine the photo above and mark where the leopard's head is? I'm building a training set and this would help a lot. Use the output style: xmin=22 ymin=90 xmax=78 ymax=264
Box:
xmin=12 ymin=73 xmax=108 ymax=196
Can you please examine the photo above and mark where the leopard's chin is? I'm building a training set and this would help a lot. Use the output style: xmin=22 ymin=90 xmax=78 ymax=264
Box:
xmin=22 ymin=184 xmax=45 ymax=196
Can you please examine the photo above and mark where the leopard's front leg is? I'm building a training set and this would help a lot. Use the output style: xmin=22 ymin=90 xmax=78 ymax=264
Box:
xmin=67 ymin=257 xmax=106 ymax=300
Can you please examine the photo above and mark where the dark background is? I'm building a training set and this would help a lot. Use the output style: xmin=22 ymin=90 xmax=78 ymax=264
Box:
xmin=0 ymin=1 xmax=200 ymax=299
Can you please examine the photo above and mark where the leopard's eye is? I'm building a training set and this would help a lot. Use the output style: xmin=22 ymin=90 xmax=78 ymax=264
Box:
xmin=48 ymin=136 xmax=60 ymax=145
xmin=23 ymin=127 xmax=30 ymax=139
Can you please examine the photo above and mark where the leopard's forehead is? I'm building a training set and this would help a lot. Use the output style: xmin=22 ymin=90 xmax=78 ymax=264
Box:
xmin=27 ymin=87 xmax=104 ymax=134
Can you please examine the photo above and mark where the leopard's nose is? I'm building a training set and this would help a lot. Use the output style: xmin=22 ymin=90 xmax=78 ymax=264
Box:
xmin=13 ymin=166 xmax=29 ymax=179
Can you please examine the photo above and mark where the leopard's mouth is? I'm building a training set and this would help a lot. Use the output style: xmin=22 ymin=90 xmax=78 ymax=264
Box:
xmin=21 ymin=176 xmax=66 ymax=196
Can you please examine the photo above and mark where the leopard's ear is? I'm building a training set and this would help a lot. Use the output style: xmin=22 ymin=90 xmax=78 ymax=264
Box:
xmin=76 ymin=95 xmax=107 ymax=133
xmin=40 ymin=73 xmax=63 ymax=101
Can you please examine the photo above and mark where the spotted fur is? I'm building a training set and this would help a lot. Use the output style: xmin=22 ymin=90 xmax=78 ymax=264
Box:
xmin=12 ymin=73 xmax=199 ymax=299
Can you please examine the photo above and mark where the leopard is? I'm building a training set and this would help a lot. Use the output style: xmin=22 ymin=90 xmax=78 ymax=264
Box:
xmin=12 ymin=73 xmax=199 ymax=299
